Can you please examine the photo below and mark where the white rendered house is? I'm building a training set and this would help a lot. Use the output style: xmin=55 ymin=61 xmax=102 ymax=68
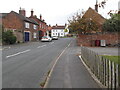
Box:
xmin=51 ymin=24 xmax=69 ymax=37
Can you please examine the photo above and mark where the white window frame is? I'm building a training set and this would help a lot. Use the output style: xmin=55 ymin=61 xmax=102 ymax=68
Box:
xmin=33 ymin=25 xmax=37 ymax=30
xmin=33 ymin=32 xmax=37 ymax=38
xmin=25 ymin=22 xmax=30 ymax=28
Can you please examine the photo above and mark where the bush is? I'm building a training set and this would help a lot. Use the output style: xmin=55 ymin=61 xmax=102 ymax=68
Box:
xmin=3 ymin=30 xmax=17 ymax=44
xmin=102 ymin=14 xmax=120 ymax=32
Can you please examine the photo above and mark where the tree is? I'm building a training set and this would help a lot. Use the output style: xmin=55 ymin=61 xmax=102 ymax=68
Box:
xmin=2 ymin=30 xmax=16 ymax=44
xmin=68 ymin=12 xmax=98 ymax=34
xmin=102 ymin=14 xmax=120 ymax=32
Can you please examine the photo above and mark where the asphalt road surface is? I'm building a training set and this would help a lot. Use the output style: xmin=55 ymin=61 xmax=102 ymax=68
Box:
xmin=2 ymin=38 xmax=100 ymax=88
xmin=2 ymin=38 xmax=72 ymax=88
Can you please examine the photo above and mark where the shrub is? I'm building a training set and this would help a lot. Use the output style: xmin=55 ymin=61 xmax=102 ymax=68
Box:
xmin=3 ymin=30 xmax=17 ymax=44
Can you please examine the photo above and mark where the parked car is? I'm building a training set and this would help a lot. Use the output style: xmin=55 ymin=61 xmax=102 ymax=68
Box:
xmin=41 ymin=36 xmax=52 ymax=42
xmin=52 ymin=36 xmax=58 ymax=40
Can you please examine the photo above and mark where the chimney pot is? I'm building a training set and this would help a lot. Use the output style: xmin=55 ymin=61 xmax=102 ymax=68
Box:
xmin=40 ymin=14 xmax=42 ymax=20
xmin=31 ymin=9 xmax=34 ymax=17
xmin=95 ymin=0 xmax=98 ymax=12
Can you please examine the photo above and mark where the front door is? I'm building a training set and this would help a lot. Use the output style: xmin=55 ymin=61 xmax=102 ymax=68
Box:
xmin=25 ymin=32 xmax=29 ymax=42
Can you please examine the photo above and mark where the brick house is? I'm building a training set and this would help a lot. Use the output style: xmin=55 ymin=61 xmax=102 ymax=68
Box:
xmin=1 ymin=9 xmax=39 ymax=42
xmin=82 ymin=7 xmax=105 ymax=32
xmin=77 ymin=7 xmax=119 ymax=47
xmin=29 ymin=10 xmax=50 ymax=40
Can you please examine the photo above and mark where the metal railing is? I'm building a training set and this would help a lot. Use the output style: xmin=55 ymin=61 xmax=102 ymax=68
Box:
xmin=81 ymin=47 xmax=120 ymax=89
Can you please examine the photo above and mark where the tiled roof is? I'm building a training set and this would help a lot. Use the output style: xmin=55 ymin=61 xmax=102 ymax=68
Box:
xmin=82 ymin=7 xmax=105 ymax=25
xmin=11 ymin=11 xmax=38 ymax=25
xmin=52 ymin=26 xmax=65 ymax=29
xmin=28 ymin=18 xmax=39 ymax=25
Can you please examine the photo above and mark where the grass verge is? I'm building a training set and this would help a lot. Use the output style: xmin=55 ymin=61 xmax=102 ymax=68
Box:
xmin=102 ymin=55 xmax=120 ymax=64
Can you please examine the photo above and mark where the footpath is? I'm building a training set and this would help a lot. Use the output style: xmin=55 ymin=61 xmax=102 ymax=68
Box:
xmin=45 ymin=40 xmax=100 ymax=88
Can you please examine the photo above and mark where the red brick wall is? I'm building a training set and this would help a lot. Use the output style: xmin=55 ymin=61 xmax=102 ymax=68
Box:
xmin=77 ymin=32 xmax=119 ymax=47
xmin=3 ymin=12 xmax=23 ymax=29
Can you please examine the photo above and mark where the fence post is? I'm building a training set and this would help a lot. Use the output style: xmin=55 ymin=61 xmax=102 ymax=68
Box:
xmin=112 ymin=62 xmax=115 ymax=89
xmin=118 ymin=64 xmax=120 ymax=89
xmin=104 ymin=59 xmax=107 ymax=86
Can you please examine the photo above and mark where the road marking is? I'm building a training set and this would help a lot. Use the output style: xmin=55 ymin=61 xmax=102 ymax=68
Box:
xmin=6 ymin=49 xmax=31 ymax=58
xmin=49 ymin=42 xmax=54 ymax=45
xmin=37 ymin=45 xmax=46 ymax=48
xmin=0 ymin=47 xmax=11 ymax=51
xmin=44 ymin=41 xmax=72 ymax=88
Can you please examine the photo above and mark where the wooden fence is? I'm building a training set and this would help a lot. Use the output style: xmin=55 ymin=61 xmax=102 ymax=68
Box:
xmin=81 ymin=47 xmax=120 ymax=89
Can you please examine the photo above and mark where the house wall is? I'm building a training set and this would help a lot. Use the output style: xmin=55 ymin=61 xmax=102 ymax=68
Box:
xmin=51 ymin=29 xmax=64 ymax=37
xmin=77 ymin=32 xmax=119 ymax=47
xmin=3 ymin=12 xmax=24 ymax=42
xmin=29 ymin=16 xmax=48 ymax=39
xmin=24 ymin=22 xmax=39 ymax=41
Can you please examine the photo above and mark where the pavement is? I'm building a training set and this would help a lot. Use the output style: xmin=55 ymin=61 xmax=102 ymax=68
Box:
xmin=46 ymin=39 xmax=100 ymax=88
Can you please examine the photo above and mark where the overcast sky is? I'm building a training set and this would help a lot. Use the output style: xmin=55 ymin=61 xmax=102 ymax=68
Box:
xmin=0 ymin=0 xmax=119 ymax=25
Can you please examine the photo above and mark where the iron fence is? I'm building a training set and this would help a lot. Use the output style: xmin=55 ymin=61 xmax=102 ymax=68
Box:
xmin=81 ymin=47 xmax=120 ymax=89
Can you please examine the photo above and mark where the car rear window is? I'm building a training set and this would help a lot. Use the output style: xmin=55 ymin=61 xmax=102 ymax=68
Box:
xmin=42 ymin=36 xmax=47 ymax=38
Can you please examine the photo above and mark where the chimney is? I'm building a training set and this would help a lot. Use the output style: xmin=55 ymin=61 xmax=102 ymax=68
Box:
xmin=56 ymin=24 xmax=57 ymax=27
xmin=40 ymin=14 xmax=42 ymax=20
xmin=19 ymin=8 xmax=26 ymax=16
xmin=31 ymin=9 xmax=34 ymax=17
xmin=95 ymin=0 xmax=98 ymax=12
xmin=65 ymin=23 xmax=67 ymax=26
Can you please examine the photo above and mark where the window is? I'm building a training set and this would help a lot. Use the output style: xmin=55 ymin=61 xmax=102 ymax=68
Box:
xmin=33 ymin=32 xmax=37 ymax=38
xmin=25 ymin=22 xmax=30 ymax=28
xmin=39 ymin=24 xmax=41 ymax=28
xmin=33 ymin=25 xmax=37 ymax=30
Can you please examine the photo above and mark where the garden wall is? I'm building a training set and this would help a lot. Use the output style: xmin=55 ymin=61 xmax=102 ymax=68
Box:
xmin=77 ymin=32 xmax=119 ymax=47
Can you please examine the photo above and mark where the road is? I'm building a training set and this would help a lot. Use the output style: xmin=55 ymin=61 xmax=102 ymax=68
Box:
xmin=2 ymin=38 xmax=100 ymax=88
xmin=2 ymin=38 xmax=72 ymax=88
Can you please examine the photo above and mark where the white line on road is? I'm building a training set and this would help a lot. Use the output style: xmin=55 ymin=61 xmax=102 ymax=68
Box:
xmin=6 ymin=49 xmax=31 ymax=58
xmin=37 ymin=45 xmax=46 ymax=48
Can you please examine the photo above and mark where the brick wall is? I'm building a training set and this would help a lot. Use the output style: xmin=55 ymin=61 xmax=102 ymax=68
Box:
xmin=77 ymin=32 xmax=119 ymax=47
xmin=3 ymin=12 xmax=23 ymax=29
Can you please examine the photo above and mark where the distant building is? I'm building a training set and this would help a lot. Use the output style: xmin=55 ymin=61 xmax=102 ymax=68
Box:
xmin=29 ymin=10 xmax=50 ymax=39
xmin=51 ymin=24 xmax=69 ymax=37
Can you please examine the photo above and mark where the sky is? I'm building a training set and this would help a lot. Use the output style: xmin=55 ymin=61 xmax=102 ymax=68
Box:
xmin=0 ymin=0 xmax=119 ymax=26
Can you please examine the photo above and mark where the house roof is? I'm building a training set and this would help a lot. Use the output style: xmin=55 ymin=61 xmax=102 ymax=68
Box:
xmin=10 ymin=11 xmax=39 ymax=25
xmin=52 ymin=26 xmax=65 ymax=29
xmin=28 ymin=18 xmax=39 ymax=25
xmin=82 ymin=7 xmax=105 ymax=25
xmin=0 ymin=13 xmax=8 ymax=18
